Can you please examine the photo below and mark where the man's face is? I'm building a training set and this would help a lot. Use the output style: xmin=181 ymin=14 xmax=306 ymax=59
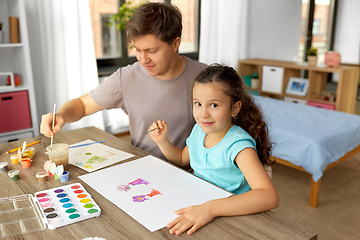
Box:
xmin=133 ymin=34 xmax=179 ymax=80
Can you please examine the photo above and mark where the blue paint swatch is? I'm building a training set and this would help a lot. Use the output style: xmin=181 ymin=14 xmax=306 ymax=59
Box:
xmin=57 ymin=193 xmax=67 ymax=198
xmin=59 ymin=197 xmax=70 ymax=203
xmin=62 ymin=203 xmax=74 ymax=209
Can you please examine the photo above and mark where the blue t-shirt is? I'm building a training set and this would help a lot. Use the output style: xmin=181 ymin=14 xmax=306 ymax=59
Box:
xmin=186 ymin=124 xmax=256 ymax=195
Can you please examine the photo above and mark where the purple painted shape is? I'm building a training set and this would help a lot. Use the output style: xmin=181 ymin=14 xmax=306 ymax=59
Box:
xmin=128 ymin=178 xmax=149 ymax=186
xmin=132 ymin=195 xmax=148 ymax=202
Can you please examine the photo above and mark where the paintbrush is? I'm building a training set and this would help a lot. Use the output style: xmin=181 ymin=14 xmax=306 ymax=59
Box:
xmin=50 ymin=103 xmax=56 ymax=149
xmin=145 ymin=127 xmax=160 ymax=134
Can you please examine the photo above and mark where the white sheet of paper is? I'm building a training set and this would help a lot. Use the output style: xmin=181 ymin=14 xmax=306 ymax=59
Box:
xmin=69 ymin=139 xmax=134 ymax=172
xmin=79 ymin=155 xmax=232 ymax=232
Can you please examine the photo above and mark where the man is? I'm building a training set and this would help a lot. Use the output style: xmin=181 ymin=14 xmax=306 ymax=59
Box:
xmin=40 ymin=2 xmax=207 ymax=159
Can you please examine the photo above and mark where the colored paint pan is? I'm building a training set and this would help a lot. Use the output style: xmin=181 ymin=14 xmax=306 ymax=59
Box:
xmin=76 ymin=194 xmax=87 ymax=199
xmin=33 ymin=183 xmax=101 ymax=230
xmin=59 ymin=198 xmax=71 ymax=203
xmin=36 ymin=192 xmax=48 ymax=198
xmin=54 ymin=189 xmax=64 ymax=193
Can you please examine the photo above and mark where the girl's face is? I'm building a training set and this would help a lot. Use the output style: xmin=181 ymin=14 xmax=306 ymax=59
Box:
xmin=193 ymin=82 xmax=240 ymax=138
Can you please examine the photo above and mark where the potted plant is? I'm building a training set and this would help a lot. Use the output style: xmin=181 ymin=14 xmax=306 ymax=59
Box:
xmin=108 ymin=1 xmax=147 ymax=49
xmin=251 ymin=72 xmax=260 ymax=89
xmin=307 ymin=47 xmax=318 ymax=66
xmin=109 ymin=1 xmax=140 ymax=32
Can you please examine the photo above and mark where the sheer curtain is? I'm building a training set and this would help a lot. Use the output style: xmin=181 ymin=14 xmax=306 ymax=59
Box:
xmin=25 ymin=0 xmax=104 ymax=133
xmin=199 ymin=0 xmax=249 ymax=69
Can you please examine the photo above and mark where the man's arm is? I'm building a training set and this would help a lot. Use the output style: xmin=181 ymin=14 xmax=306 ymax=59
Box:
xmin=40 ymin=94 xmax=103 ymax=137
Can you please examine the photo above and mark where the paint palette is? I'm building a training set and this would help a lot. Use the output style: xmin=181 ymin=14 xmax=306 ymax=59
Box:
xmin=0 ymin=183 xmax=101 ymax=237
xmin=34 ymin=183 xmax=101 ymax=229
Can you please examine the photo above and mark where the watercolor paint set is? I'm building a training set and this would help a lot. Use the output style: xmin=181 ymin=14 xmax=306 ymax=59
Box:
xmin=0 ymin=183 xmax=101 ymax=237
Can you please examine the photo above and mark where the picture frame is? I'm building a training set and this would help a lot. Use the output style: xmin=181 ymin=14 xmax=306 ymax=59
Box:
xmin=285 ymin=77 xmax=309 ymax=96
xmin=0 ymin=72 xmax=15 ymax=90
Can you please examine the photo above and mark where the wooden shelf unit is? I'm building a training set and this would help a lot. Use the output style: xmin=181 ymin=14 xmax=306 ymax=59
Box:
xmin=0 ymin=0 xmax=39 ymax=142
xmin=238 ymin=58 xmax=359 ymax=113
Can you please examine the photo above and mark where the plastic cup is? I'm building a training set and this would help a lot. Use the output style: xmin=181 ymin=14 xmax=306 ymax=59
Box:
xmin=46 ymin=143 xmax=69 ymax=171
xmin=36 ymin=171 xmax=48 ymax=183
xmin=60 ymin=171 xmax=70 ymax=182
xmin=11 ymin=154 xmax=20 ymax=164
xmin=8 ymin=170 xmax=20 ymax=181
xmin=21 ymin=157 xmax=32 ymax=168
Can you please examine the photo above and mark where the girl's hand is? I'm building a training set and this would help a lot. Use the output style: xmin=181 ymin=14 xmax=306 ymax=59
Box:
xmin=148 ymin=120 xmax=168 ymax=144
xmin=167 ymin=203 xmax=215 ymax=235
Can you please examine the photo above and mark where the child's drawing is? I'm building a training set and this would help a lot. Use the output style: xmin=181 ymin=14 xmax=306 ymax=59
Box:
xmin=129 ymin=178 xmax=149 ymax=186
xmin=147 ymin=189 xmax=161 ymax=197
xmin=132 ymin=189 xmax=161 ymax=203
xmin=116 ymin=184 xmax=131 ymax=192
xmin=117 ymin=178 xmax=161 ymax=203
xmin=133 ymin=195 xmax=148 ymax=202
xmin=69 ymin=139 xmax=134 ymax=172
xmin=117 ymin=178 xmax=150 ymax=192
xmin=79 ymin=155 xmax=232 ymax=232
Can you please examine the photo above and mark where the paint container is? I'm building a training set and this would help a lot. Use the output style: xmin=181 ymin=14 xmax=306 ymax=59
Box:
xmin=36 ymin=171 xmax=48 ymax=183
xmin=10 ymin=154 xmax=20 ymax=164
xmin=0 ymin=162 xmax=8 ymax=173
xmin=8 ymin=169 xmax=20 ymax=181
xmin=46 ymin=143 xmax=69 ymax=171
xmin=54 ymin=173 xmax=60 ymax=180
xmin=33 ymin=183 xmax=101 ymax=229
xmin=60 ymin=171 xmax=69 ymax=182
xmin=21 ymin=157 xmax=32 ymax=168
xmin=23 ymin=147 xmax=36 ymax=159
xmin=48 ymin=162 xmax=56 ymax=178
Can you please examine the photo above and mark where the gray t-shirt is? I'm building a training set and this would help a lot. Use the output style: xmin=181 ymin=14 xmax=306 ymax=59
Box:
xmin=89 ymin=57 xmax=207 ymax=159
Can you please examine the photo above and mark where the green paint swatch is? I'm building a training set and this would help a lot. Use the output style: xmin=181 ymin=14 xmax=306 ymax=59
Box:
xmin=66 ymin=208 xmax=77 ymax=214
xmin=69 ymin=213 xmax=81 ymax=219
xmin=88 ymin=209 xmax=99 ymax=214
xmin=84 ymin=203 xmax=94 ymax=208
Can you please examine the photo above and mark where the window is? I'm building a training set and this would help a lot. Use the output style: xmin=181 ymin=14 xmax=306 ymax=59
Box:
xmin=100 ymin=14 xmax=121 ymax=58
xmin=298 ymin=0 xmax=337 ymax=63
xmin=88 ymin=0 xmax=200 ymax=76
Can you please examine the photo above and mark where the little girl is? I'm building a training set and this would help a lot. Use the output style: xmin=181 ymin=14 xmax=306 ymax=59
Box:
xmin=149 ymin=64 xmax=279 ymax=235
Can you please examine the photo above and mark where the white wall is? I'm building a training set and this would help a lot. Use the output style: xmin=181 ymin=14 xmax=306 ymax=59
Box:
xmin=334 ymin=0 xmax=360 ymax=64
xmin=248 ymin=0 xmax=302 ymax=61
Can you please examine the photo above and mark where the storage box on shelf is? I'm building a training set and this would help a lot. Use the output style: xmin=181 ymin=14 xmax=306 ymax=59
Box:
xmin=284 ymin=96 xmax=307 ymax=105
xmin=0 ymin=0 xmax=38 ymax=142
xmin=307 ymin=101 xmax=336 ymax=110
xmin=237 ymin=58 xmax=359 ymax=113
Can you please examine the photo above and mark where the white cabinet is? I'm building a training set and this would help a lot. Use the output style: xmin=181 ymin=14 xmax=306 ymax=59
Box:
xmin=0 ymin=0 xmax=38 ymax=141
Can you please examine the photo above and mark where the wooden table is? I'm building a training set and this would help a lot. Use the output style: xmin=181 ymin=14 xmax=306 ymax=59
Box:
xmin=0 ymin=127 xmax=317 ymax=240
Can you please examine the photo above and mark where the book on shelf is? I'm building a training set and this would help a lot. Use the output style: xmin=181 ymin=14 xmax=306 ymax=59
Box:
xmin=9 ymin=16 xmax=19 ymax=43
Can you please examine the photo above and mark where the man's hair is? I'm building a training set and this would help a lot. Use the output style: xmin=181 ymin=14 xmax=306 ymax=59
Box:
xmin=126 ymin=2 xmax=182 ymax=45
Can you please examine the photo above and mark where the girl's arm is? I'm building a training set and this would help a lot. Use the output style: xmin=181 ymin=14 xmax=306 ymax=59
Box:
xmin=149 ymin=120 xmax=190 ymax=168
xmin=167 ymin=148 xmax=279 ymax=235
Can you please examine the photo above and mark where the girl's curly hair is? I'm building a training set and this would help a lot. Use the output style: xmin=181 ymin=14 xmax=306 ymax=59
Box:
xmin=194 ymin=64 xmax=275 ymax=166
